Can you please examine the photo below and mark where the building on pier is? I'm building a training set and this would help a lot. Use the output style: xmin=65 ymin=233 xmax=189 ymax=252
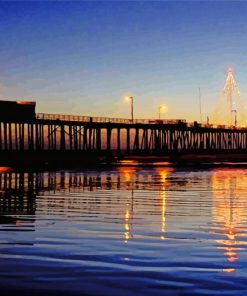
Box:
xmin=0 ymin=100 xmax=36 ymax=121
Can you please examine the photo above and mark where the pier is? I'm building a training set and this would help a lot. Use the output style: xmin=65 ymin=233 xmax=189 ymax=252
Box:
xmin=1 ymin=108 xmax=247 ymax=166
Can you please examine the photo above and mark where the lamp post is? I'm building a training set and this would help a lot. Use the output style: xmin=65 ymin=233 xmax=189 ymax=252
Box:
xmin=231 ymin=109 xmax=237 ymax=127
xmin=158 ymin=104 xmax=167 ymax=120
xmin=126 ymin=96 xmax=134 ymax=121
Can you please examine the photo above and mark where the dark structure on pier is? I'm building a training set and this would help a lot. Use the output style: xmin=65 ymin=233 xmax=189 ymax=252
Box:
xmin=0 ymin=100 xmax=36 ymax=121
xmin=1 ymin=100 xmax=247 ymax=165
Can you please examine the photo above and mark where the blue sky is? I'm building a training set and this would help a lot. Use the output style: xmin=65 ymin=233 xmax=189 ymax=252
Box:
xmin=1 ymin=1 xmax=247 ymax=121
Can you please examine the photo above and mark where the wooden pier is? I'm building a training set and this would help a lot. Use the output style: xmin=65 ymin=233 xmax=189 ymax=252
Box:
xmin=1 ymin=112 xmax=247 ymax=165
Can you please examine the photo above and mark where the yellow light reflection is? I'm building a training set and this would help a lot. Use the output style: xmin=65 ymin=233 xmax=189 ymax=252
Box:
xmin=124 ymin=208 xmax=131 ymax=243
xmin=212 ymin=169 xmax=247 ymax=272
xmin=155 ymin=168 xmax=173 ymax=240
xmin=121 ymin=167 xmax=173 ymax=243
xmin=118 ymin=167 xmax=136 ymax=243
xmin=119 ymin=160 xmax=138 ymax=166
xmin=124 ymin=189 xmax=134 ymax=243
xmin=118 ymin=167 xmax=136 ymax=183
xmin=160 ymin=189 xmax=166 ymax=240
xmin=223 ymin=268 xmax=235 ymax=273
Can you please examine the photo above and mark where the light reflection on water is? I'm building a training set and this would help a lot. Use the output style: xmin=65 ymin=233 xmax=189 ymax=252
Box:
xmin=212 ymin=169 xmax=247 ymax=271
xmin=0 ymin=167 xmax=247 ymax=295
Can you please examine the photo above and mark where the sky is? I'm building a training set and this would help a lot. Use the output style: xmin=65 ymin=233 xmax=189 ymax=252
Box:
xmin=1 ymin=1 xmax=247 ymax=121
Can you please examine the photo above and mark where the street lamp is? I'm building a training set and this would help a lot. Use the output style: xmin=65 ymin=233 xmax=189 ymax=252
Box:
xmin=158 ymin=104 xmax=167 ymax=120
xmin=126 ymin=96 xmax=134 ymax=121
xmin=231 ymin=109 xmax=237 ymax=127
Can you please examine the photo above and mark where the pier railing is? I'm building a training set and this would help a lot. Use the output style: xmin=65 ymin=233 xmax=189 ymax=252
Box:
xmin=35 ymin=113 xmax=247 ymax=130
xmin=36 ymin=113 xmax=187 ymax=125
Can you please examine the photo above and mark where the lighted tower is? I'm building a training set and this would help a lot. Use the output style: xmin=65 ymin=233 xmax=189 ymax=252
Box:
xmin=223 ymin=68 xmax=240 ymax=125
xmin=213 ymin=68 xmax=244 ymax=126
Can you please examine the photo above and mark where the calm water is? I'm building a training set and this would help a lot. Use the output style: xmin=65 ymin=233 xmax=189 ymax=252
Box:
xmin=0 ymin=166 xmax=247 ymax=295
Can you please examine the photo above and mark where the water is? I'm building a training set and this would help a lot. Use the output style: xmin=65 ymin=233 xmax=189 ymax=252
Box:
xmin=0 ymin=166 xmax=247 ymax=295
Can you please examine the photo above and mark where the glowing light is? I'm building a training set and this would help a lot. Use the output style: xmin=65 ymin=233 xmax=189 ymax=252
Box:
xmin=16 ymin=101 xmax=36 ymax=105
xmin=125 ymin=96 xmax=134 ymax=121
xmin=125 ymin=96 xmax=133 ymax=102
xmin=119 ymin=160 xmax=138 ymax=165
xmin=0 ymin=167 xmax=12 ymax=173
xmin=155 ymin=167 xmax=173 ymax=183
xmin=158 ymin=104 xmax=168 ymax=119
xmin=213 ymin=69 xmax=246 ymax=126
xmin=159 ymin=104 xmax=167 ymax=113
xmin=212 ymin=169 xmax=247 ymax=267
xmin=155 ymin=168 xmax=173 ymax=240
xmin=161 ymin=190 xmax=166 ymax=236
xmin=117 ymin=167 xmax=136 ymax=182
xmin=153 ymin=162 xmax=171 ymax=166
xmin=124 ymin=208 xmax=132 ymax=243
xmin=223 ymin=268 xmax=235 ymax=273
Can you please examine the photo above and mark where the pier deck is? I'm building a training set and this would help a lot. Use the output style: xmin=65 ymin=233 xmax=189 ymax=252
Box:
xmin=1 ymin=112 xmax=247 ymax=165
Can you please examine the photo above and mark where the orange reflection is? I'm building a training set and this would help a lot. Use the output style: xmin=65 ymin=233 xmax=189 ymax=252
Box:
xmin=155 ymin=168 xmax=173 ymax=240
xmin=212 ymin=168 xmax=247 ymax=271
xmin=15 ymin=220 xmax=25 ymax=227
xmin=124 ymin=209 xmax=131 ymax=243
xmin=0 ymin=167 xmax=12 ymax=173
xmin=118 ymin=166 xmax=136 ymax=183
xmin=160 ymin=189 xmax=166 ymax=240
xmin=223 ymin=268 xmax=235 ymax=273
xmin=155 ymin=167 xmax=173 ymax=184
xmin=119 ymin=160 xmax=138 ymax=166
xmin=124 ymin=189 xmax=134 ymax=243
xmin=153 ymin=162 xmax=171 ymax=166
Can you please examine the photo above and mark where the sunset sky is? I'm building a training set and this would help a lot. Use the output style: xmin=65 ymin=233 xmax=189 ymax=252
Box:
xmin=1 ymin=1 xmax=247 ymax=121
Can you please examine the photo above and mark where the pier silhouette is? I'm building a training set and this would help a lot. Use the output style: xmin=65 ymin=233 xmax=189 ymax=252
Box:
xmin=1 ymin=100 xmax=247 ymax=165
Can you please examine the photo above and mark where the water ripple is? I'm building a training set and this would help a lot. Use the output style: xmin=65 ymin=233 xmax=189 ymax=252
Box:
xmin=0 ymin=167 xmax=247 ymax=295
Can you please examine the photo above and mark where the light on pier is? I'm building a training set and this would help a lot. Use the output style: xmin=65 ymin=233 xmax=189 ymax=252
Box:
xmin=158 ymin=104 xmax=167 ymax=120
xmin=125 ymin=96 xmax=134 ymax=122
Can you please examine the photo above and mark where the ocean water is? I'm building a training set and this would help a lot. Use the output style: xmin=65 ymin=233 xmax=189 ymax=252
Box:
xmin=0 ymin=166 xmax=247 ymax=296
